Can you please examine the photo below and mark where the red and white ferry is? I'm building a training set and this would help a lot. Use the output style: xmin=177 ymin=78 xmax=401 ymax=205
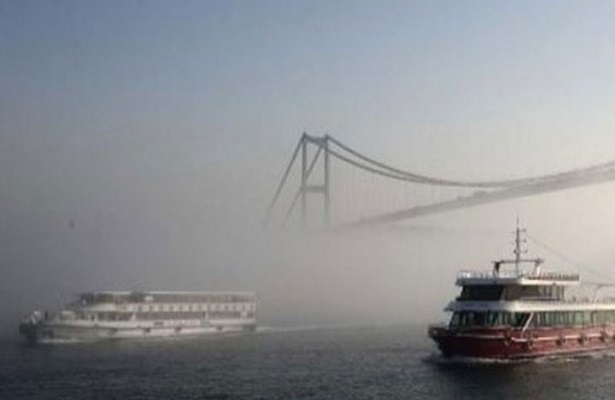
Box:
xmin=429 ymin=225 xmax=615 ymax=360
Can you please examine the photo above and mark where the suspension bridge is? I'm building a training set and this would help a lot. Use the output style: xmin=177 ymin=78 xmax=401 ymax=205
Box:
xmin=266 ymin=133 xmax=615 ymax=228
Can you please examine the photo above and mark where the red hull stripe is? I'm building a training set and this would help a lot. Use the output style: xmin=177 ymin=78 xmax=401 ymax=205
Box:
xmin=429 ymin=327 xmax=615 ymax=359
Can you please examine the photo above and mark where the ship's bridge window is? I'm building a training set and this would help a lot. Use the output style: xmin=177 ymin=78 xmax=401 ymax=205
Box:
xmin=458 ymin=285 xmax=503 ymax=301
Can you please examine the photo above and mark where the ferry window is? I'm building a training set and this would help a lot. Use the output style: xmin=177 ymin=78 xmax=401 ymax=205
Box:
xmin=573 ymin=312 xmax=583 ymax=326
xmin=538 ymin=286 xmax=554 ymax=298
xmin=547 ymin=312 xmax=556 ymax=326
xmin=536 ymin=312 xmax=549 ymax=326
xmin=503 ymin=286 xmax=521 ymax=300
xmin=504 ymin=286 xmax=559 ymax=301
xmin=555 ymin=312 xmax=567 ymax=326
xmin=459 ymin=312 xmax=471 ymax=327
xmin=565 ymin=312 xmax=573 ymax=326
xmin=449 ymin=313 xmax=460 ymax=328
xmin=449 ymin=312 xmax=526 ymax=328
xmin=537 ymin=312 xmax=545 ymax=326
xmin=511 ymin=313 xmax=529 ymax=327
xmin=459 ymin=286 xmax=503 ymax=301
xmin=522 ymin=287 xmax=541 ymax=299
xmin=485 ymin=312 xmax=500 ymax=326
xmin=583 ymin=311 xmax=592 ymax=325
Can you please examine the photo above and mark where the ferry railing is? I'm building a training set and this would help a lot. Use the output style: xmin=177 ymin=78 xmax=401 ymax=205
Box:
xmin=457 ymin=270 xmax=580 ymax=281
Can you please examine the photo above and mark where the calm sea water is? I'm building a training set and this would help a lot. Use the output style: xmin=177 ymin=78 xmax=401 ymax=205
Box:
xmin=2 ymin=324 xmax=615 ymax=399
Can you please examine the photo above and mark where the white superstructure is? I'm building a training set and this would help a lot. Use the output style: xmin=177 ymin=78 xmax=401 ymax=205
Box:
xmin=19 ymin=291 xmax=257 ymax=343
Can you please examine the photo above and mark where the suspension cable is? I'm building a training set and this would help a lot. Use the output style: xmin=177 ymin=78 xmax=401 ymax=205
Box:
xmin=526 ymin=233 xmax=615 ymax=283
xmin=327 ymin=148 xmax=424 ymax=183
xmin=327 ymin=135 xmax=615 ymax=189
xmin=265 ymin=134 xmax=305 ymax=220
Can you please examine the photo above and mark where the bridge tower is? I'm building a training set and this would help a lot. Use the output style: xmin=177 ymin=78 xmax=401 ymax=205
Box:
xmin=266 ymin=133 xmax=331 ymax=227
xmin=300 ymin=133 xmax=330 ymax=225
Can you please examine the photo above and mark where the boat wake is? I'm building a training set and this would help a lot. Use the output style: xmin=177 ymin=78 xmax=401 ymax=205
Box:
xmin=37 ymin=338 xmax=83 ymax=345
xmin=423 ymin=353 xmax=528 ymax=366
xmin=255 ymin=325 xmax=332 ymax=334
xmin=424 ymin=349 xmax=615 ymax=366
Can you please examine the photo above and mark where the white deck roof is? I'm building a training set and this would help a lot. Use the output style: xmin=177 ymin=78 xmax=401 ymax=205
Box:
xmin=456 ymin=270 xmax=580 ymax=287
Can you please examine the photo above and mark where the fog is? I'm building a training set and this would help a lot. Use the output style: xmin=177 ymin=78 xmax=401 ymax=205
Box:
xmin=3 ymin=2 xmax=615 ymax=339
xmin=4 ymin=136 xmax=615 ymax=338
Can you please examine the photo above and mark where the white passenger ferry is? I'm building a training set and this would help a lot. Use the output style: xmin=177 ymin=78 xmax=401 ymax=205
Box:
xmin=19 ymin=291 xmax=257 ymax=343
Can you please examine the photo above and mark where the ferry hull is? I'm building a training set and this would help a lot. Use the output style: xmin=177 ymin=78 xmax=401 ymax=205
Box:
xmin=20 ymin=320 xmax=257 ymax=344
xmin=428 ymin=326 xmax=615 ymax=360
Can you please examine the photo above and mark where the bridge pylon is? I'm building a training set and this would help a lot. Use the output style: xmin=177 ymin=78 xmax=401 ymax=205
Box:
xmin=266 ymin=133 xmax=331 ymax=227
xmin=300 ymin=133 xmax=330 ymax=226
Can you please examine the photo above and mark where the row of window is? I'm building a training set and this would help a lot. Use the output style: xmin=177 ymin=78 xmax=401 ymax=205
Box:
xmin=458 ymin=285 xmax=566 ymax=301
xmin=93 ymin=311 xmax=254 ymax=321
xmin=532 ymin=310 xmax=615 ymax=327
xmin=84 ymin=303 xmax=254 ymax=313
xmin=80 ymin=293 xmax=255 ymax=305
xmin=450 ymin=310 xmax=615 ymax=329
xmin=449 ymin=312 xmax=529 ymax=328
xmin=131 ymin=303 xmax=253 ymax=313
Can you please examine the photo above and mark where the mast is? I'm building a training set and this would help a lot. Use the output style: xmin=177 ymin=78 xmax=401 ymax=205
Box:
xmin=491 ymin=220 xmax=543 ymax=275
xmin=513 ymin=219 xmax=526 ymax=275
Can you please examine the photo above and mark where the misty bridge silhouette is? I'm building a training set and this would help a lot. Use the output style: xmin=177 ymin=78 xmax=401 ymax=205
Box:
xmin=266 ymin=133 xmax=615 ymax=228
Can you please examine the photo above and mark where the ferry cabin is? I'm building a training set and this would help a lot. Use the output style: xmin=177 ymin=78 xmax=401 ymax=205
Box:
xmin=449 ymin=309 xmax=615 ymax=330
xmin=20 ymin=291 xmax=257 ymax=343
xmin=429 ymin=270 xmax=615 ymax=359
xmin=69 ymin=291 xmax=257 ymax=324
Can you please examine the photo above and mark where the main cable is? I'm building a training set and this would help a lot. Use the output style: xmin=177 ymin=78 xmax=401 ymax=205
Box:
xmin=526 ymin=233 xmax=615 ymax=283
xmin=328 ymin=135 xmax=615 ymax=189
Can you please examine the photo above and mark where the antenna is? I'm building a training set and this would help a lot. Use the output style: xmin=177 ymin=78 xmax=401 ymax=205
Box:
xmin=513 ymin=218 xmax=527 ymax=274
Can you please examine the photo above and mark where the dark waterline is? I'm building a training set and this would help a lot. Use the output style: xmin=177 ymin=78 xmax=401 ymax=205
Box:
xmin=1 ymin=324 xmax=615 ymax=399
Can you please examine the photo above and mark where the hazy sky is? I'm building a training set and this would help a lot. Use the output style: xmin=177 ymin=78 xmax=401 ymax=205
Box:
xmin=3 ymin=1 xmax=615 ymax=336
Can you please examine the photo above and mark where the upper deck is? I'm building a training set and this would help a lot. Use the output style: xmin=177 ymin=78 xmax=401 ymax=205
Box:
xmin=456 ymin=270 xmax=580 ymax=287
xmin=76 ymin=291 xmax=257 ymax=306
